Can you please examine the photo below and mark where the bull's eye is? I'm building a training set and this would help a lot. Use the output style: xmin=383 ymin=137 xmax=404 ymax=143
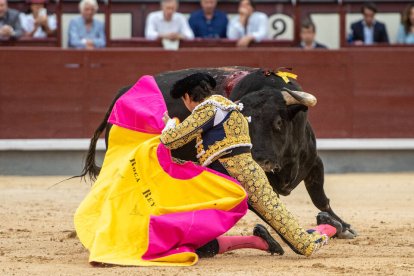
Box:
xmin=273 ymin=119 xmax=283 ymax=131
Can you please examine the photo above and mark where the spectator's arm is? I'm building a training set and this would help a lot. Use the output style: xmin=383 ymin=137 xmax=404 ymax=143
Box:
xmin=19 ymin=13 xmax=30 ymax=34
xmin=44 ymin=14 xmax=57 ymax=37
xmin=221 ymin=16 xmax=229 ymax=38
xmin=12 ymin=13 xmax=24 ymax=38
xmin=188 ymin=14 xmax=198 ymax=37
xmin=396 ymin=25 xmax=405 ymax=44
xmin=249 ymin=13 xmax=268 ymax=42
xmin=180 ymin=15 xmax=194 ymax=40
xmin=68 ymin=20 xmax=86 ymax=48
xmin=381 ymin=24 xmax=389 ymax=43
xmin=145 ymin=13 xmax=159 ymax=40
xmin=347 ymin=23 xmax=356 ymax=43
xmin=93 ymin=22 xmax=106 ymax=48
xmin=227 ymin=17 xmax=244 ymax=39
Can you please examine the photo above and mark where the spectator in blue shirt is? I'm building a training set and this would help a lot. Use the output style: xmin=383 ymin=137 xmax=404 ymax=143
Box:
xmin=397 ymin=3 xmax=414 ymax=44
xmin=68 ymin=0 xmax=105 ymax=49
xmin=189 ymin=0 xmax=228 ymax=38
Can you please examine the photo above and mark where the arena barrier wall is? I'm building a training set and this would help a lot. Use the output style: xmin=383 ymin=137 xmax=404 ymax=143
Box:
xmin=0 ymin=47 xmax=413 ymax=174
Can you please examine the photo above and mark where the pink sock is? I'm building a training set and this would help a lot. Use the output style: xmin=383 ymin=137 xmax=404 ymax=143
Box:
xmin=311 ymin=224 xmax=337 ymax=237
xmin=216 ymin=236 xmax=269 ymax=254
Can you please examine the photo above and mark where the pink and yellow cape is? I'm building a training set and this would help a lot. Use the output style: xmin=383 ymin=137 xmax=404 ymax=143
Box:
xmin=74 ymin=76 xmax=248 ymax=266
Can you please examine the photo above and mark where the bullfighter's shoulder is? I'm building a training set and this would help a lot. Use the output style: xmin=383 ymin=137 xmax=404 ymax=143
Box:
xmin=193 ymin=95 xmax=243 ymax=113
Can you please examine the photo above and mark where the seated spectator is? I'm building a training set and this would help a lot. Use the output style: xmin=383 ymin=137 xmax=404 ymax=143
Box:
xmin=145 ymin=0 xmax=194 ymax=41
xmin=0 ymin=0 xmax=23 ymax=39
xmin=227 ymin=0 xmax=268 ymax=47
xmin=348 ymin=2 xmax=389 ymax=45
xmin=20 ymin=0 xmax=57 ymax=38
xmin=397 ymin=3 xmax=414 ymax=44
xmin=298 ymin=19 xmax=327 ymax=49
xmin=189 ymin=0 xmax=228 ymax=38
xmin=68 ymin=0 xmax=105 ymax=49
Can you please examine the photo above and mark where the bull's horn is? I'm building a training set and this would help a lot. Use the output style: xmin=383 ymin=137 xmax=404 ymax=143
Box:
xmin=281 ymin=87 xmax=317 ymax=107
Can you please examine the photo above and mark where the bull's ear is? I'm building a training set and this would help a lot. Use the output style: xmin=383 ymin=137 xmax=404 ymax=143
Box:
xmin=287 ymin=104 xmax=308 ymax=120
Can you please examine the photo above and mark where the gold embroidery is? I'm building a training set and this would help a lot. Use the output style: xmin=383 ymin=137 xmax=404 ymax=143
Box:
xmin=218 ymin=153 xmax=327 ymax=256
xmin=160 ymin=104 xmax=216 ymax=150
xmin=197 ymin=111 xmax=251 ymax=165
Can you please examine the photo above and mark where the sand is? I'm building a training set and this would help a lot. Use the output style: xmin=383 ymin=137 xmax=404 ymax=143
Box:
xmin=1 ymin=173 xmax=413 ymax=275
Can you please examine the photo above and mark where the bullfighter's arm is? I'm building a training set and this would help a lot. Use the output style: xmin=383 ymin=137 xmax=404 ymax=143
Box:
xmin=160 ymin=104 xmax=216 ymax=150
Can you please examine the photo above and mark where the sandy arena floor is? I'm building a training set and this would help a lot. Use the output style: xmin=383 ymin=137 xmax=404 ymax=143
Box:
xmin=0 ymin=173 xmax=413 ymax=275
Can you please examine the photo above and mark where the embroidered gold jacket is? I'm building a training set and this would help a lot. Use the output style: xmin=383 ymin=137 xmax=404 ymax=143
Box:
xmin=160 ymin=95 xmax=252 ymax=166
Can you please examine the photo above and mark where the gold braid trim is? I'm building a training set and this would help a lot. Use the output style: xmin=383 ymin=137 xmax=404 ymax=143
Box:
xmin=160 ymin=104 xmax=216 ymax=150
xmin=218 ymin=153 xmax=328 ymax=256
xmin=192 ymin=95 xmax=243 ymax=113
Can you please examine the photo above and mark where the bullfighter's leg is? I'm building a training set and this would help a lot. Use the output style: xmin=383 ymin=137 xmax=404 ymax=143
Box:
xmin=304 ymin=156 xmax=358 ymax=238
xmin=217 ymin=153 xmax=329 ymax=257
xmin=195 ymin=224 xmax=284 ymax=258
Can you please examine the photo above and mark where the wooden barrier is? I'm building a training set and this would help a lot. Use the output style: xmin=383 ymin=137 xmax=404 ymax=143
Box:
xmin=0 ymin=47 xmax=413 ymax=139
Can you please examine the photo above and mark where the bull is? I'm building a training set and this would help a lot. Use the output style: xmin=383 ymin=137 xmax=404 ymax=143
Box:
xmin=82 ymin=66 xmax=357 ymax=239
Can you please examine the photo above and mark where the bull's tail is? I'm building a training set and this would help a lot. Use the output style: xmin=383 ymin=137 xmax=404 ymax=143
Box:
xmin=78 ymin=86 xmax=132 ymax=182
xmin=80 ymin=117 xmax=107 ymax=182
xmin=79 ymin=107 xmax=112 ymax=182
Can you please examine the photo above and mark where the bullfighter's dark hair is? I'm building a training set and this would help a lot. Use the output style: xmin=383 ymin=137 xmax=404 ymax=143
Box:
xmin=170 ymin=73 xmax=216 ymax=102
xmin=361 ymin=2 xmax=378 ymax=14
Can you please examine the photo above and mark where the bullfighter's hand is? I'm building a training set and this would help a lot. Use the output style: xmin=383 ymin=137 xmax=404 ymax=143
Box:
xmin=162 ymin=112 xmax=170 ymax=124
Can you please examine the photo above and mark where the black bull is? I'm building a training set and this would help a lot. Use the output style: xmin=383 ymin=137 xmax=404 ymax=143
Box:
xmin=82 ymin=67 xmax=357 ymax=239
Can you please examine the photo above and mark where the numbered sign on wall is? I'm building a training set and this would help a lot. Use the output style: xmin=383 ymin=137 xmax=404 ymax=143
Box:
xmin=268 ymin=14 xmax=294 ymax=40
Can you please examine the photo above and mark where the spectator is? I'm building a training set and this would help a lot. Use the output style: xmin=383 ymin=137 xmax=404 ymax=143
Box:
xmin=348 ymin=2 xmax=389 ymax=45
xmin=397 ymin=3 xmax=414 ymax=44
xmin=298 ymin=19 xmax=327 ymax=49
xmin=0 ymin=0 xmax=23 ymax=39
xmin=145 ymin=0 xmax=194 ymax=41
xmin=21 ymin=0 xmax=57 ymax=38
xmin=68 ymin=0 xmax=105 ymax=49
xmin=189 ymin=0 xmax=228 ymax=38
xmin=227 ymin=0 xmax=268 ymax=47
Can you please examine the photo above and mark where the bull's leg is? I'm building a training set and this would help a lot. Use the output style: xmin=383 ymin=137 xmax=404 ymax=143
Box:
xmin=304 ymin=156 xmax=357 ymax=238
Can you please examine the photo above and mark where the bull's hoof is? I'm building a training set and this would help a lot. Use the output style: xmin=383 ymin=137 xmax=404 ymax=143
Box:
xmin=337 ymin=229 xmax=358 ymax=239
xmin=316 ymin=212 xmax=343 ymax=235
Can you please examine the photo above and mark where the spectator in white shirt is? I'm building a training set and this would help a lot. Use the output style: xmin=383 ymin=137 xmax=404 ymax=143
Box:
xmin=227 ymin=0 xmax=268 ymax=47
xmin=21 ymin=0 xmax=57 ymax=38
xmin=145 ymin=0 xmax=194 ymax=41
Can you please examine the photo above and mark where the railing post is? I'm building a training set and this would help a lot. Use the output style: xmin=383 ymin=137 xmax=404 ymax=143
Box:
xmin=104 ymin=0 xmax=111 ymax=47
xmin=339 ymin=0 xmax=346 ymax=48
xmin=292 ymin=0 xmax=300 ymax=46
xmin=56 ymin=0 xmax=62 ymax=47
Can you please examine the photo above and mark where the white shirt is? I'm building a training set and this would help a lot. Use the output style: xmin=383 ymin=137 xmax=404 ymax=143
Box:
xmin=227 ymin=12 xmax=268 ymax=42
xmin=20 ymin=13 xmax=57 ymax=38
xmin=145 ymin=10 xmax=194 ymax=40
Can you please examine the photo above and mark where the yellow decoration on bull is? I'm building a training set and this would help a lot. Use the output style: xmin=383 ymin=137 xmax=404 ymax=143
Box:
xmin=276 ymin=71 xmax=298 ymax=84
